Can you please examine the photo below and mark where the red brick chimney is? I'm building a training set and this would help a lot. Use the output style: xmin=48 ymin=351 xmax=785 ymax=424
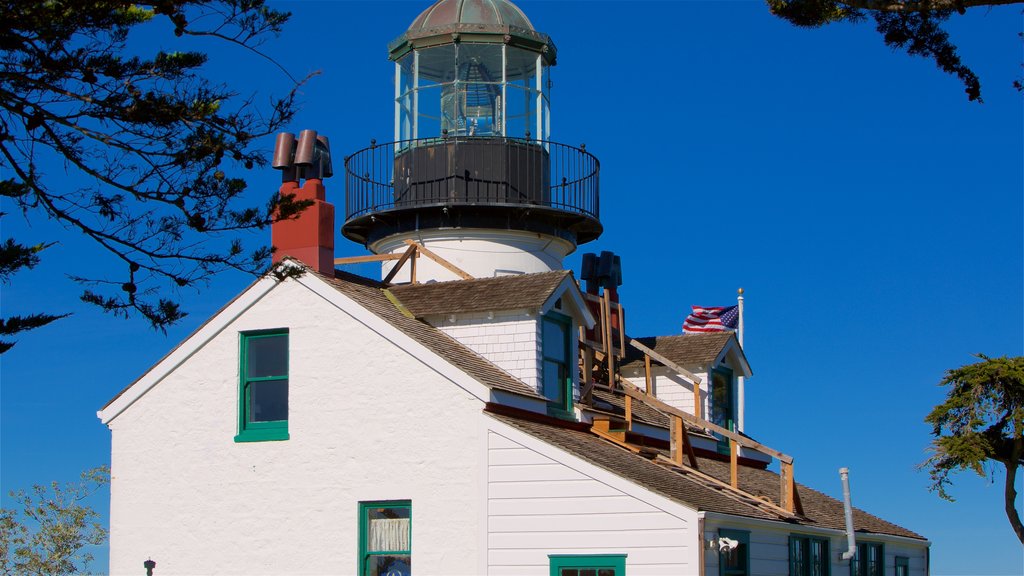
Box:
xmin=272 ymin=178 xmax=335 ymax=276
xmin=270 ymin=130 xmax=335 ymax=276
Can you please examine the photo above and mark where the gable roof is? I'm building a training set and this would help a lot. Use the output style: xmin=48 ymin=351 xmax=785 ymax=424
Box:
xmin=388 ymin=270 xmax=572 ymax=317
xmin=315 ymin=269 xmax=542 ymax=399
xmin=621 ymin=332 xmax=738 ymax=371
xmin=490 ymin=411 xmax=925 ymax=540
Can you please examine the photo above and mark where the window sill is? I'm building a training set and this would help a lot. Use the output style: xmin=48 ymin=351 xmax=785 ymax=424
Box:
xmin=546 ymin=406 xmax=576 ymax=422
xmin=234 ymin=428 xmax=289 ymax=443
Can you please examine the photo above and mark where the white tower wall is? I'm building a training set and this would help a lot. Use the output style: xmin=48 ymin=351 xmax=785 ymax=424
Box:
xmin=372 ymin=229 xmax=576 ymax=282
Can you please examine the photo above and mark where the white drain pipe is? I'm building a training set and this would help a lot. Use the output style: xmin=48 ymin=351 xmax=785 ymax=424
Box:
xmin=839 ymin=467 xmax=857 ymax=560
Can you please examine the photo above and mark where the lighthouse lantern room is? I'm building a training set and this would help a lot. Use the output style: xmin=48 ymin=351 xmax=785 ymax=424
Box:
xmin=341 ymin=0 xmax=602 ymax=283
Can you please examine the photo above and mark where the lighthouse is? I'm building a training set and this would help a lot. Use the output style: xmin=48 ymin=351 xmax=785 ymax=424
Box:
xmin=341 ymin=0 xmax=601 ymax=282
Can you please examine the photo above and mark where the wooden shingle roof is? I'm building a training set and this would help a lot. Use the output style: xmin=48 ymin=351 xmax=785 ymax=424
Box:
xmin=319 ymin=270 xmax=542 ymax=399
xmin=388 ymin=270 xmax=571 ymax=318
xmin=621 ymin=332 xmax=736 ymax=370
xmin=490 ymin=412 xmax=925 ymax=540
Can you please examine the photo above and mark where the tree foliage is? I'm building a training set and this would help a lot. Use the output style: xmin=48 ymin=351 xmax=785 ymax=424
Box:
xmin=922 ymin=354 xmax=1024 ymax=543
xmin=0 ymin=1 xmax=313 ymax=353
xmin=0 ymin=466 xmax=110 ymax=575
xmin=767 ymin=0 xmax=1024 ymax=102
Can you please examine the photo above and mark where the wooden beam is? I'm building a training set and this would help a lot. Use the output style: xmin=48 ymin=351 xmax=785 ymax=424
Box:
xmin=693 ymin=380 xmax=702 ymax=420
xmin=629 ymin=338 xmax=702 ymax=385
xmin=624 ymin=394 xmax=632 ymax=431
xmin=655 ymin=454 xmax=796 ymax=519
xmin=644 ymin=354 xmax=653 ymax=396
xmin=670 ymin=415 xmax=684 ymax=466
xmin=670 ymin=415 xmax=698 ymax=468
xmin=781 ymin=461 xmax=796 ymax=513
xmin=607 ymin=379 xmax=794 ymax=464
xmin=603 ymin=290 xmax=615 ymax=382
xmin=617 ymin=302 xmax=626 ymax=358
xmin=581 ymin=346 xmax=594 ymax=404
xmin=334 ymin=253 xmax=403 ymax=265
xmin=410 ymin=246 xmax=417 ymax=284
xmin=730 ymin=440 xmax=739 ymax=489
xmin=402 ymin=240 xmax=473 ymax=280
xmin=382 ymin=244 xmax=418 ymax=285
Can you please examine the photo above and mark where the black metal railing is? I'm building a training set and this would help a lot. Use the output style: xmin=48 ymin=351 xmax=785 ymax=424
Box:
xmin=344 ymin=136 xmax=600 ymax=222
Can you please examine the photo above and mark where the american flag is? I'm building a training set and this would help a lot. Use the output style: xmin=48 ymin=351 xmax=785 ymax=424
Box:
xmin=683 ymin=305 xmax=739 ymax=333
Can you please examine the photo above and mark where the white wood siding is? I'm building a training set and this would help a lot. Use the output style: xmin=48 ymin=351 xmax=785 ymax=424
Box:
xmin=487 ymin=430 xmax=698 ymax=576
xmin=703 ymin=517 xmax=930 ymax=576
xmin=625 ymin=369 xmax=709 ymax=418
xmin=431 ymin=310 xmax=541 ymax=390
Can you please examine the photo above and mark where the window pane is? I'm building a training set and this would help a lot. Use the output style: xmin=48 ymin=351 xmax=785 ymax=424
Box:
xmin=580 ymin=570 xmax=596 ymax=576
xmin=597 ymin=570 xmax=616 ymax=576
xmin=246 ymin=334 xmax=287 ymax=378
xmin=543 ymin=318 xmax=567 ymax=361
xmin=367 ymin=509 xmax=410 ymax=552
xmin=249 ymin=379 xmax=287 ymax=422
xmin=366 ymin=555 xmax=410 ymax=576
xmin=543 ymin=360 xmax=565 ymax=403
xmin=560 ymin=570 xmax=578 ymax=576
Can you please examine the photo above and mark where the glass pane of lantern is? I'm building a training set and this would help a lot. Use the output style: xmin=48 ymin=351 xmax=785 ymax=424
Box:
xmin=456 ymin=44 xmax=503 ymax=137
xmin=366 ymin=555 xmax=410 ymax=576
xmin=504 ymin=85 xmax=536 ymax=139
xmin=417 ymin=45 xmax=456 ymax=83
xmin=246 ymin=334 xmax=287 ymax=378
xmin=415 ymin=84 xmax=442 ymax=139
xmin=505 ymin=46 xmax=538 ymax=82
xmin=367 ymin=507 xmax=411 ymax=552
xmin=249 ymin=379 xmax=287 ymax=422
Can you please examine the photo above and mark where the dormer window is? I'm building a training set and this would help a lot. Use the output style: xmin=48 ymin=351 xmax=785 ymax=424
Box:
xmin=541 ymin=312 xmax=572 ymax=416
xmin=711 ymin=365 xmax=736 ymax=432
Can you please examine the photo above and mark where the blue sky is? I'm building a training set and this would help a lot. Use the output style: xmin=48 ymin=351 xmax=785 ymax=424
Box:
xmin=2 ymin=1 xmax=1022 ymax=574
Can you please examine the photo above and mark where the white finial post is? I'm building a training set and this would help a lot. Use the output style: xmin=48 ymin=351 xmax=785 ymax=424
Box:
xmin=737 ymin=288 xmax=745 ymax=433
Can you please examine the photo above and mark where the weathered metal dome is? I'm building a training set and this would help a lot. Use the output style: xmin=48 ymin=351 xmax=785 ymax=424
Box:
xmin=409 ymin=0 xmax=534 ymax=31
xmin=388 ymin=0 xmax=555 ymax=63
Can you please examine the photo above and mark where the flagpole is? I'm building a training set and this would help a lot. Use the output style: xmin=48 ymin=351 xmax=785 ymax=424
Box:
xmin=737 ymin=288 xmax=745 ymax=434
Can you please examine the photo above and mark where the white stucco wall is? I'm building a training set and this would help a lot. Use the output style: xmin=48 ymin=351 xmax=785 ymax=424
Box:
xmin=373 ymin=229 xmax=576 ymax=283
xmin=107 ymin=279 xmax=487 ymax=575
xmin=485 ymin=422 xmax=701 ymax=576
xmin=703 ymin=516 xmax=930 ymax=576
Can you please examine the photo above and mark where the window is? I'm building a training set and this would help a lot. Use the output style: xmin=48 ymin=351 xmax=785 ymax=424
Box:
xmin=718 ymin=529 xmax=750 ymax=576
xmin=549 ymin=554 xmax=626 ymax=576
xmin=235 ymin=330 xmax=289 ymax=442
xmin=850 ymin=542 xmax=884 ymax=576
xmin=359 ymin=501 xmax=411 ymax=576
xmin=711 ymin=365 xmax=736 ymax=453
xmin=711 ymin=366 xmax=735 ymax=430
xmin=790 ymin=535 xmax=830 ymax=576
xmin=541 ymin=312 xmax=572 ymax=416
xmin=894 ymin=557 xmax=908 ymax=576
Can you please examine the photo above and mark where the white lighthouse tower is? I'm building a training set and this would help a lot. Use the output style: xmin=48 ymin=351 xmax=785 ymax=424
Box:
xmin=341 ymin=0 xmax=602 ymax=282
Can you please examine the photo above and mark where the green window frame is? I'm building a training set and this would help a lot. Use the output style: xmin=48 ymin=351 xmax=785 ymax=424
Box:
xmin=718 ymin=529 xmax=750 ymax=576
xmin=850 ymin=542 xmax=884 ymax=576
xmin=789 ymin=534 xmax=830 ymax=576
xmin=894 ymin=556 xmax=908 ymax=576
xmin=235 ymin=329 xmax=289 ymax=443
xmin=541 ymin=311 xmax=573 ymax=417
xmin=359 ymin=500 xmax=411 ymax=576
xmin=549 ymin=554 xmax=626 ymax=576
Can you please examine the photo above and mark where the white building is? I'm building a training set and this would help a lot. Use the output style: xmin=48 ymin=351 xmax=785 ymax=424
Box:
xmin=98 ymin=1 xmax=929 ymax=574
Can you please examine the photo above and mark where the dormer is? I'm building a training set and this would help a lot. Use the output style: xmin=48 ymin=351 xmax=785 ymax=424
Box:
xmin=387 ymin=270 xmax=595 ymax=416
xmin=620 ymin=332 xmax=751 ymax=434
